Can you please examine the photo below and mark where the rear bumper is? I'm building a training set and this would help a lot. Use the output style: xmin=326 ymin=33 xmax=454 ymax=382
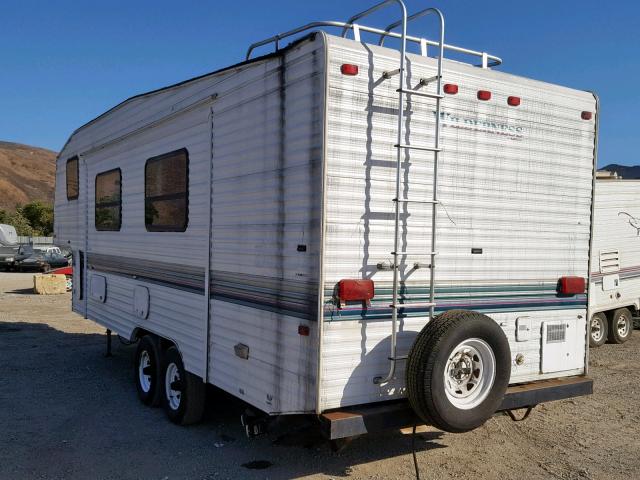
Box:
xmin=498 ymin=375 xmax=592 ymax=410
xmin=319 ymin=375 xmax=593 ymax=440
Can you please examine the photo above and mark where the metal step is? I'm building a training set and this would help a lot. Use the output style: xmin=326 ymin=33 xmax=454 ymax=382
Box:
xmin=387 ymin=355 xmax=408 ymax=361
xmin=376 ymin=261 xmax=397 ymax=271
xmin=393 ymin=198 xmax=439 ymax=204
xmin=376 ymin=261 xmax=433 ymax=270
xmin=413 ymin=262 xmax=432 ymax=269
xmin=392 ymin=251 xmax=437 ymax=256
xmin=389 ymin=302 xmax=436 ymax=309
xmin=397 ymin=88 xmax=443 ymax=99
xmin=394 ymin=143 xmax=442 ymax=152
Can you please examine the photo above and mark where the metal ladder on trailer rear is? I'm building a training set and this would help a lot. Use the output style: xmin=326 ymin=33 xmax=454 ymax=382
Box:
xmin=245 ymin=0 xmax=501 ymax=386
xmin=341 ymin=3 xmax=446 ymax=385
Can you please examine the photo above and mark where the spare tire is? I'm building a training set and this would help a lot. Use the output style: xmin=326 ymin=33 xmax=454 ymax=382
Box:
xmin=406 ymin=310 xmax=511 ymax=433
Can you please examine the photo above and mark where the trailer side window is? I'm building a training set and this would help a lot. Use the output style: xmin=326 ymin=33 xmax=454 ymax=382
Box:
xmin=66 ymin=156 xmax=79 ymax=200
xmin=95 ymin=168 xmax=122 ymax=231
xmin=144 ymin=148 xmax=189 ymax=232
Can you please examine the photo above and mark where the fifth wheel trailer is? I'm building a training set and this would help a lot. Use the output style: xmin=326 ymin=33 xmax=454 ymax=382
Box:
xmin=589 ymin=179 xmax=639 ymax=347
xmin=54 ymin=1 xmax=597 ymax=439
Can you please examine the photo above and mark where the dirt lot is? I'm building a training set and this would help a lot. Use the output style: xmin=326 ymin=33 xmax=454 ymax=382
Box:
xmin=1 ymin=272 xmax=639 ymax=480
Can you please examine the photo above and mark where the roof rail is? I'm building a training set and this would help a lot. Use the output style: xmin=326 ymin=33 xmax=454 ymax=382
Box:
xmin=245 ymin=3 xmax=501 ymax=68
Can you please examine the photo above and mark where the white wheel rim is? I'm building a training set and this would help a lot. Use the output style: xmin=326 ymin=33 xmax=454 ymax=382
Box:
xmin=444 ymin=338 xmax=496 ymax=410
xmin=138 ymin=350 xmax=152 ymax=393
xmin=591 ymin=317 xmax=604 ymax=342
xmin=165 ymin=362 xmax=181 ymax=411
xmin=617 ymin=314 xmax=630 ymax=337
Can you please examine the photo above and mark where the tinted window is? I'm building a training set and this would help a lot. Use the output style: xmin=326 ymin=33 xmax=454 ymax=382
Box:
xmin=95 ymin=168 xmax=122 ymax=231
xmin=66 ymin=157 xmax=79 ymax=200
xmin=145 ymin=149 xmax=189 ymax=232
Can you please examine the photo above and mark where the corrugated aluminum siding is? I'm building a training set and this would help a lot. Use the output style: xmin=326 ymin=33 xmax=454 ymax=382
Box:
xmin=319 ymin=35 xmax=595 ymax=410
xmin=54 ymin=35 xmax=324 ymax=414
xmin=590 ymin=180 xmax=640 ymax=314
xmin=60 ymin=101 xmax=212 ymax=377
xmin=207 ymin=37 xmax=324 ymax=414
xmin=54 ymin=31 xmax=597 ymax=415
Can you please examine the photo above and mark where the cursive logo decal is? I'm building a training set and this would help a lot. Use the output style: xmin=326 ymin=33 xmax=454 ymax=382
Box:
xmin=618 ymin=211 xmax=640 ymax=236
xmin=432 ymin=111 xmax=525 ymax=140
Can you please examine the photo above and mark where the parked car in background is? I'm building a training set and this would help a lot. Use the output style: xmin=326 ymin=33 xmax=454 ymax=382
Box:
xmin=11 ymin=245 xmax=69 ymax=272
xmin=42 ymin=250 xmax=71 ymax=269
xmin=14 ymin=245 xmax=34 ymax=264
xmin=14 ymin=247 xmax=49 ymax=272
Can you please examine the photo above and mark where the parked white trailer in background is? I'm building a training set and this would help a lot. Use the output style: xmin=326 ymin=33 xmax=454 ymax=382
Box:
xmin=0 ymin=224 xmax=19 ymax=268
xmin=54 ymin=1 xmax=598 ymax=440
xmin=589 ymin=179 xmax=639 ymax=347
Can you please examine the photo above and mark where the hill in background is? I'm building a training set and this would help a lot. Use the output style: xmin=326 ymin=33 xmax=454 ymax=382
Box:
xmin=600 ymin=164 xmax=640 ymax=179
xmin=0 ymin=141 xmax=56 ymax=211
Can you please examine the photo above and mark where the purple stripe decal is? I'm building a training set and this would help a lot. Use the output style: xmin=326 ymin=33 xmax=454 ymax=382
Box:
xmin=591 ymin=265 xmax=640 ymax=280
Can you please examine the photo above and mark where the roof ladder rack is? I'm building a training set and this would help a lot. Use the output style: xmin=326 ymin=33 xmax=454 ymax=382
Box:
xmin=245 ymin=3 xmax=502 ymax=68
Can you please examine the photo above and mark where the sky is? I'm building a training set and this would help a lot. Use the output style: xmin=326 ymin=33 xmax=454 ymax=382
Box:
xmin=1 ymin=0 xmax=639 ymax=167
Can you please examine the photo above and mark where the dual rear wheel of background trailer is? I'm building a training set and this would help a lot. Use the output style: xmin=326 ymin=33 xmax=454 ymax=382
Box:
xmin=590 ymin=307 xmax=634 ymax=348
xmin=134 ymin=334 xmax=206 ymax=424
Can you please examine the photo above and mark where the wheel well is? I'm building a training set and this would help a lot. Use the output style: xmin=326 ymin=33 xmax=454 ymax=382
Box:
xmin=600 ymin=305 xmax=637 ymax=320
xmin=131 ymin=328 xmax=175 ymax=351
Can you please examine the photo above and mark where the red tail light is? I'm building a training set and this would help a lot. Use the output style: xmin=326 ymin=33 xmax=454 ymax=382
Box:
xmin=298 ymin=325 xmax=310 ymax=336
xmin=581 ymin=111 xmax=592 ymax=120
xmin=507 ymin=96 xmax=521 ymax=106
xmin=477 ymin=90 xmax=492 ymax=101
xmin=341 ymin=64 xmax=359 ymax=76
xmin=443 ymin=84 xmax=459 ymax=95
xmin=558 ymin=276 xmax=586 ymax=295
xmin=338 ymin=279 xmax=374 ymax=302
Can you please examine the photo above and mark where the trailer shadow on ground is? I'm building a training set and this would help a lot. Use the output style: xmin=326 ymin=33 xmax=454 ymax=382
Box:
xmin=3 ymin=273 xmax=640 ymax=479
xmin=6 ymin=287 xmax=37 ymax=294
xmin=0 ymin=319 xmax=449 ymax=479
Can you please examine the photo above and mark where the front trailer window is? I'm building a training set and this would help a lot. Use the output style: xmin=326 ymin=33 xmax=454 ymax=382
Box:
xmin=95 ymin=168 xmax=122 ymax=231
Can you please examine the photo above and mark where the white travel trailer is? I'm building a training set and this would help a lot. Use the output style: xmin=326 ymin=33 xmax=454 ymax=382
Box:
xmin=589 ymin=179 xmax=639 ymax=347
xmin=54 ymin=2 xmax=597 ymax=438
xmin=0 ymin=224 xmax=19 ymax=268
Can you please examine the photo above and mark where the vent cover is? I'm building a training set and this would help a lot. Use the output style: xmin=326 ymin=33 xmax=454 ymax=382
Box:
xmin=89 ymin=274 xmax=107 ymax=303
xmin=540 ymin=320 xmax=584 ymax=374
xmin=546 ymin=323 xmax=567 ymax=344
xmin=599 ymin=249 xmax=620 ymax=274
xmin=133 ymin=285 xmax=150 ymax=319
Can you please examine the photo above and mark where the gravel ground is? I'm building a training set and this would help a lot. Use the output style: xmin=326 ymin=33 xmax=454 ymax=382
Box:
xmin=1 ymin=272 xmax=639 ymax=480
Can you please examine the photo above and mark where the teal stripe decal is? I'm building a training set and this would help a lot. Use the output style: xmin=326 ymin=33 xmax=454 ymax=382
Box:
xmin=323 ymin=282 xmax=586 ymax=321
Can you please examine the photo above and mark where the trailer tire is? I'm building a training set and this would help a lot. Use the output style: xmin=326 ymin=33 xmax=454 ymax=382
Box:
xmin=589 ymin=312 xmax=608 ymax=348
xmin=134 ymin=335 xmax=163 ymax=407
xmin=162 ymin=346 xmax=206 ymax=425
xmin=406 ymin=310 xmax=511 ymax=433
xmin=608 ymin=308 xmax=632 ymax=344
